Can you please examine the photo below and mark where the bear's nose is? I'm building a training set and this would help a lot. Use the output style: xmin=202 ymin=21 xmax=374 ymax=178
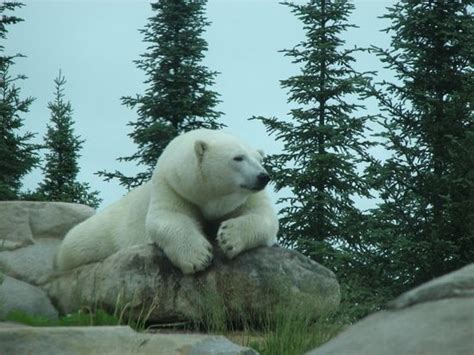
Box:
xmin=257 ymin=173 xmax=271 ymax=189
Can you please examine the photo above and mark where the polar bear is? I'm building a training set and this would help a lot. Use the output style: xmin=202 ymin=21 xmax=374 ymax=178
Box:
xmin=56 ymin=129 xmax=279 ymax=274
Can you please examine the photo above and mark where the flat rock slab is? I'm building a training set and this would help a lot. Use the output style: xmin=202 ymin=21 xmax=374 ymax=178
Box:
xmin=0 ymin=201 xmax=94 ymax=248
xmin=43 ymin=244 xmax=340 ymax=324
xmin=0 ymin=322 xmax=32 ymax=329
xmin=0 ymin=325 xmax=257 ymax=355
xmin=307 ymin=263 xmax=474 ymax=355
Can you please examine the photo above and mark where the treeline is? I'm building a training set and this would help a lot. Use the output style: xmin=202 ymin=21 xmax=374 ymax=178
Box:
xmin=254 ymin=0 xmax=473 ymax=320
xmin=1 ymin=0 xmax=473 ymax=320
xmin=0 ymin=3 xmax=101 ymax=208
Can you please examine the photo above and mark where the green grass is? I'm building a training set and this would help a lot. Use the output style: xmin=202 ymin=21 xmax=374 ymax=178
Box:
xmin=5 ymin=296 xmax=346 ymax=355
xmin=249 ymin=309 xmax=345 ymax=355
xmin=185 ymin=289 xmax=346 ymax=355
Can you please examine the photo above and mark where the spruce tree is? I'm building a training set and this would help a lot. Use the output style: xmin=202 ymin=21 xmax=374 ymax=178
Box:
xmin=368 ymin=0 xmax=474 ymax=292
xmin=253 ymin=0 xmax=374 ymax=268
xmin=36 ymin=71 xmax=101 ymax=208
xmin=98 ymin=0 xmax=223 ymax=189
xmin=0 ymin=2 xmax=39 ymax=200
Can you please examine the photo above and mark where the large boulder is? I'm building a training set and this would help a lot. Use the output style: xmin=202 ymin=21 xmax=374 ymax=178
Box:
xmin=0 ymin=324 xmax=257 ymax=355
xmin=43 ymin=244 xmax=340 ymax=324
xmin=387 ymin=262 xmax=474 ymax=309
xmin=0 ymin=201 xmax=94 ymax=250
xmin=0 ymin=201 xmax=95 ymax=286
xmin=0 ymin=239 xmax=60 ymax=285
xmin=307 ymin=263 xmax=474 ymax=355
xmin=0 ymin=201 xmax=94 ymax=320
xmin=0 ymin=276 xmax=58 ymax=320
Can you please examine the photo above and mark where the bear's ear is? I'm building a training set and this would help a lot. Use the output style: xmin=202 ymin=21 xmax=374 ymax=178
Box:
xmin=194 ymin=140 xmax=208 ymax=162
xmin=257 ymin=149 xmax=265 ymax=158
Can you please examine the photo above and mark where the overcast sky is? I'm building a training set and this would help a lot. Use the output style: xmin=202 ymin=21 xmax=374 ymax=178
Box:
xmin=9 ymin=0 xmax=394 ymax=209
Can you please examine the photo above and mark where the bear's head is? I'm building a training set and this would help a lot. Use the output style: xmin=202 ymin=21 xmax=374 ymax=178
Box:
xmin=194 ymin=139 xmax=270 ymax=195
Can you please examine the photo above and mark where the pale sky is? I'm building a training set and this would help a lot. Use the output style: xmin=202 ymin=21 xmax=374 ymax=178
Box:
xmin=9 ymin=0 xmax=394 ymax=209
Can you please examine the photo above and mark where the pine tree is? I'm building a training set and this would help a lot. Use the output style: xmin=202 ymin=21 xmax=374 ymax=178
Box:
xmin=368 ymin=0 xmax=474 ymax=292
xmin=0 ymin=2 xmax=39 ymax=200
xmin=253 ymin=0 xmax=374 ymax=268
xmin=98 ymin=0 xmax=223 ymax=189
xmin=36 ymin=71 xmax=101 ymax=208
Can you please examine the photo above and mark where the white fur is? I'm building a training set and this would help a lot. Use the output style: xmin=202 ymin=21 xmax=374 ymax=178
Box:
xmin=56 ymin=129 xmax=279 ymax=274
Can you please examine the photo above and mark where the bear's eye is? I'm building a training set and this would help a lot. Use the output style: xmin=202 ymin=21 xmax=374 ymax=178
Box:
xmin=233 ymin=155 xmax=245 ymax=162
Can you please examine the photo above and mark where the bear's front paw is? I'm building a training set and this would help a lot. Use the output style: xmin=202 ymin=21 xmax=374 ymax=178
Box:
xmin=166 ymin=237 xmax=213 ymax=274
xmin=217 ymin=219 xmax=245 ymax=259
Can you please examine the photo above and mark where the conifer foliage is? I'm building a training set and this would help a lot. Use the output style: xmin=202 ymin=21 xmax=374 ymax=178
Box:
xmin=368 ymin=0 xmax=474 ymax=292
xmin=98 ymin=0 xmax=223 ymax=189
xmin=36 ymin=71 xmax=101 ymax=208
xmin=0 ymin=2 xmax=39 ymax=200
xmin=253 ymin=0 xmax=374 ymax=267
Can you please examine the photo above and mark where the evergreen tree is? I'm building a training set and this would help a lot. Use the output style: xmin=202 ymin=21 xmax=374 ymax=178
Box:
xmin=36 ymin=71 xmax=101 ymax=208
xmin=368 ymin=0 xmax=474 ymax=293
xmin=253 ymin=0 xmax=374 ymax=268
xmin=0 ymin=2 xmax=39 ymax=200
xmin=98 ymin=0 xmax=223 ymax=189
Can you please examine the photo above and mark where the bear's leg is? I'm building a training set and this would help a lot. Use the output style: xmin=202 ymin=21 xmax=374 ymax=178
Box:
xmin=217 ymin=192 xmax=279 ymax=259
xmin=146 ymin=210 xmax=213 ymax=274
xmin=217 ymin=214 xmax=277 ymax=258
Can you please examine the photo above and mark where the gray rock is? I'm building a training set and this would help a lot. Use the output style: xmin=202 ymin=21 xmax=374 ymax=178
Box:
xmin=307 ymin=263 xmax=474 ymax=355
xmin=0 ymin=238 xmax=61 ymax=285
xmin=0 ymin=325 xmax=258 ymax=355
xmin=0 ymin=201 xmax=94 ymax=249
xmin=43 ymin=244 xmax=340 ymax=324
xmin=0 ymin=276 xmax=58 ymax=320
